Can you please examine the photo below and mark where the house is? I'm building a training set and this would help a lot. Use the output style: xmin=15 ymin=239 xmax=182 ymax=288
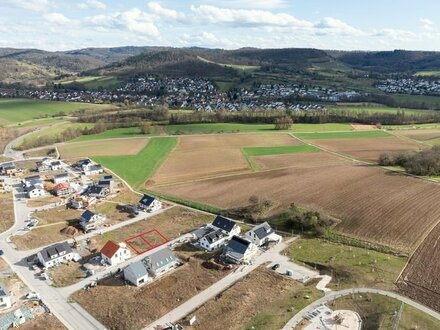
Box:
xmin=0 ymin=306 xmax=33 ymax=329
xmin=36 ymin=158 xmax=52 ymax=172
xmin=210 ymin=216 xmax=241 ymax=237
xmin=124 ymin=261 xmax=150 ymax=286
xmin=53 ymin=172 xmax=69 ymax=184
xmin=245 ymin=222 xmax=282 ymax=247
xmin=79 ymin=210 xmax=106 ymax=232
xmin=50 ymin=160 xmax=62 ymax=171
xmin=22 ymin=175 xmax=42 ymax=190
xmin=37 ymin=242 xmax=74 ymax=268
xmin=53 ymin=182 xmax=73 ymax=196
xmin=199 ymin=229 xmax=227 ymax=251
xmin=98 ymin=175 xmax=115 ymax=192
xmin=27 ymin=184 xmax=45 ymax=199
xmin=221 ymin=236 xmax=258 ymax=265
xmin=82 ymin=184 xmax=109 ymax=198
xmin=83 ymin=164 xmax=104 ymax=176
xmin=0 ymin=286 xmax=11 ymax=310
xmin=0 ymin=163 xmax=16 ymax=176
xmin=100 ymin=240 xmax=131 ymax=266
xmin=144 ymin=247 xmax=179 ymax=276
xmin=138 ymin=194 xmax=162 ymax=213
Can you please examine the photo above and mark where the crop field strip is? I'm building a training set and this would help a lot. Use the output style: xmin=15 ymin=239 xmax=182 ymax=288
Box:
xmin=293 ymin=130 xmax=391 ymax=140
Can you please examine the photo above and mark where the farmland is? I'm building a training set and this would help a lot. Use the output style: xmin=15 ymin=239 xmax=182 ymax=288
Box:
xmin=151 ymin=163 xmax=440 ymax=252
xmin=150 ymin=134 xmax=300 ymax=185
xmin=294 ymin=130 xmax=390 ymax=140
xmin=72 ymin=126 xmax=152 ymax=142
xmin=398 ymin=222 xmax=440 ymax=312
xmin=0 ymin=99 xmax=113 ymax=125
xmin=58 ymin=137 xmax=149 ymax=159
xmin=93 ymin=137 xmax=177 ymax=187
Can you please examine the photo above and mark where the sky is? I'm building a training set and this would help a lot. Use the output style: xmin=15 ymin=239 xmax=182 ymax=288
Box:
xmin=1 ymin=0 xmax=440 ymax=51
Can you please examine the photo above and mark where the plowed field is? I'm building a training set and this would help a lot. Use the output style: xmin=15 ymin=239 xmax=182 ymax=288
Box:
xmin=252 ymin=152 xmax=351 ymax=170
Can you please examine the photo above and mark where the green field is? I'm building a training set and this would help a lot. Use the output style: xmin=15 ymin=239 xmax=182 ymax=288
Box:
xmin=294 ymin=130 xmax=390 ymax=140
xmin=391 ymin=94 xmax=440 ymax=109
xmin=93 ymin=137 xmax=177 ymax=187
xmin=72 ymin=127 xmax=157 ymax=142
xmin=415 ymin=70 xmax=440 ymax=77
xmin=165 ymin=123 xmax=352 ymax=134
xmin=288 ymin=238 xmax=406 ymax=290
xmin=59 ymin=76 xmax=121 ymax=90
xmin=0 ymin=99 xmax=112 ymax=125
xmin=330 ymin=105 xmax=433 ymax=115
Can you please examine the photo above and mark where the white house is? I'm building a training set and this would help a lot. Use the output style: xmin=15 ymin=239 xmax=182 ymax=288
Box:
xmin=245 ymin=222 xmax=282 ymax=247
xmin=144 ymin=247 xmax=179 ymax=276
xmin=138 ymin=194 xmax=162 ymax=213
xmin=37 ymin=158 xmax=52 ymax=172
xmin=221 ymin=236 xmax=258 ymax=265
xmin=0 ymin=285 xmax=11 ymax=310
xmin=27 ymin=184 xmax=46 ymax=199
xmin=100 ymin=240 xmax=131 ymax=266
xmin=124 ymin=261 xmax=150 ymax=287
xmin=83 ymin=164 xmax=104 ymax=176
xmin=37 ymin=242 xmax=75 ymax=268
xmin=210 ymin=216 xmax=241 ymax=238
xmin=199 ymin=229 xmax=227 ymax=252
xmin=53 ymin=172 xmax=69 ymax=185
xmin=50 ymin=160 xmax=63 ymax=171
xmin=79 ymin=210 xmax=106 ymax=232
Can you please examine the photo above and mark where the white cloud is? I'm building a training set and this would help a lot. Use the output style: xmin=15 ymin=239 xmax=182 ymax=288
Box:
xmin=420 ymin=18 xmax=434 ymax=31
xmin=86 ymin=8 xmax=159 ymax=37
xmin=78 ymin=0 xmax=106 ymax=10
xmin=314 ymin=17 xmax=364 ymax=36
xmin=43 ymin=13 xmax=76 ymax=25
xmin=190 ymin=5 xmax=312 ymax=28
xmin=1 ymin=0 xmax=49 ymax=12
xmin=147 ymin=2 xmax=185 ymax=20
xmin=211 ymin=0 xmax=288 ymax=9
xmin=373 ymin=28 xmax=417 ymax=41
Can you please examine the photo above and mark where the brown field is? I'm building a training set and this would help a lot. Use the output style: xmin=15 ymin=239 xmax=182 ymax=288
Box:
xmin=398 ymin=222 xmax=440 ymax=312
xmin=58 ymin=138 xmax=149 ymax=159
xmin=311 ymin=137 xmax=423 ymax=162
xmin=33 ymin=206 xmax=82 ymax=226
xmin=72 ymin=257 xmax=229 ymax=330
xmin=0 ymin=192 xmax=14 ymax=233
xmin=150 ymin=133 xmax=300 ymax=185
xmin=395 ymin=129 xmax=440 ymax=142
xmin=182 ymin=267 xmax=323 ymax=330
xmin=351 ymin=124 xmax=377 ymax=131
xmin=10 ymin=223 xmax=71 ymax=250
xmin=252 ymin=151 xmax=351 ymax=171
xmin=18 ymin=313 xmax=67 ymax=330
xmin=152 ymin=164 xmax=440 ymax=251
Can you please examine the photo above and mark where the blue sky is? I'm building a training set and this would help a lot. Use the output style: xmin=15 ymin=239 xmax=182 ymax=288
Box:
xmin=0 ymin=0 xmax=439 ymax=51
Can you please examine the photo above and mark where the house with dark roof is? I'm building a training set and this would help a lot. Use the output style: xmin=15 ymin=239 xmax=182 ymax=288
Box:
xmin=143 ymin=247 xmax=179 ymax=276
xmin=100 ymin=240 xmax=131 ymax=266
xmin=82 ymin=184 xmax=109 ymax=199
xmin=83 ymin=164 xmax=104 ymax=176
xmin=199 ymin=228 xmax=227 ymax=251
xmin=124 ymin=261 xmax=150 ymax=286
xmin=0 ymin=285 xmax=11 ymax=310
xmin=210 ymin=215 xmax=241 ymax=237
xmin=98 ymin=175 xmax=115 ymax=192
xmin=79 ymin=210 xmax=106 ymax=232
xmin=0 ymin=306 xmax=32 ymax=329
xmin=37 ymin=242 xmax=75 ymax=268
xmin=221 ymin=236 xmax=258 ymax=265
xmin=245 ymin=222 xmax=281 ymax=247
xmin=53 ymin=172 xmax=69 ymax=185
xmin=0 ymin=163 xmax=16 ymax=176
xmin=50 ymin=160 xmax=62 ymax=171
xmin=138 ymin=194 xmax=162 ymax=213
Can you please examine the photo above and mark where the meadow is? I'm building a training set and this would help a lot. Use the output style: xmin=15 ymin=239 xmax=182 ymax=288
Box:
xmin=294 ymin=130 xmax=390 ymax=140
xmin=72 ymin=126 xmax=155 ymax=142
xmin=0 ymin=98 xmax=112 ymax=125
xmin=93 ymin=137 xmax=177 ymax=187
xmin=330 ymin=105 xmax=433 ymax=115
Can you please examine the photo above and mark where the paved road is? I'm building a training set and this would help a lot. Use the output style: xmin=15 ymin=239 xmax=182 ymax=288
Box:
xmin=282 ymin=287 xmax=440 ymax=329
xmin=143 ymin=238 xmax=297 ymax=330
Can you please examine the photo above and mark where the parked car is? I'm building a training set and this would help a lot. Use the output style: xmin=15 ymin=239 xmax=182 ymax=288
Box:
xmin=271 ymin=263 xmax=280 ymax=271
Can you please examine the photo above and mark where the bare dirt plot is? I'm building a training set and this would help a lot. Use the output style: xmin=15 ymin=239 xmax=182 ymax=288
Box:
xmin=0 ymin=192 xmax=14 ymax=233
xmin=58 ymin=138 xmax=149 ymax=159
xmin=152 ymin=165 xmax=440 ymax=252
xmin=182 ymin=267 xmax=323 ymax=330
xmin=33 ymin=206 xmax=82 ymax=226
xmin=351 ymin=124 xmax=378 ymax=131
xmin=17 ymin=313 xmax=67 ymax=330
xmin=150 ymin=133 xmax=300 ymax=185
xmin=91 ymin=202 xmax=131 ymax=224
xmin=394 ymin=128 xmax=440 ymax=142
xmin=10 ymin=223 xmax=74 ymax=250
xmin=26 ymin=195 xmax=62 ymax=208
xmin=72 ymin=257 xmax=229 ymax=330
xmin=252 ymin=151 xmax=351 ymax=171
xmin=398 ymin=222 xmax=440 ymax=312
xmin=311 ymin=137 xmax=423 ymax=162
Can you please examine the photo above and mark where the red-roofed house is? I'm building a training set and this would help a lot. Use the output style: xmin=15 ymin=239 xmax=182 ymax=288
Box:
xmin=100 ymin=240 xmax=131 ymax=266
xmin=53 ymin=182 xmax=73 ymax=196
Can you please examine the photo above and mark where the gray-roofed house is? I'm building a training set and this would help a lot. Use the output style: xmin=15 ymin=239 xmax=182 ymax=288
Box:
xmin=0 ymin=306 xmax=33 ymax=329
xmin=79 ymin=210 xmax=106 ymax=232
xmin=138 ymin=194 xmax=162 ymax=213
xmin=82 ymin=184 xmax=110 ymax=199
xmin=221 ymin=236 xmax=258 ymax=265
xmin=244 ymin=222 xmax=282 ymax=247
xmin=0 ymin=163 xmax=16 ymax=176
xmin=0 ymin=285 xmax=11 ymax=310
xmin=37 ymin=242 xmax=74 ymax=268
xmin=199 ymin=229 xmax=227 ymax=251
xmin=83 ymin=164 xmax=104 ymax=176
xmin=210 ymin=215 xmax=241 ymax=237
xmin=144 ymin=247 xmax=179 ymax=276
xmin=124 ymin=261 xmax=150 ymax=286
xmin=50 ymin=160 xmax=62 ymax=171
xmin=53 ymin=172 xmax=70 ymax=185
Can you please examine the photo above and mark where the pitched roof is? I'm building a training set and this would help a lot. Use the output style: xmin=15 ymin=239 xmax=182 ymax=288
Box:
xmin=139 ymin=194 xmax=156 ymax=206
xmin=51 ymin=161 xmax=61 ymax=166
xmin=0 ymin=285 xmax=9 ymax=297
xmin=80 ymin=210 xmax=95 ymax=222
xmin=54 ymin=172 xmax=68 ymax=179
xmin=144 ymin=247 xmax=176 ymax=273
xmin=100 ymin=240 xmax=121 ymax=258
xmin=53 ymin=182 xmax=70 ymax=191
xmin=39 ymin=242 xmax=72 ymax=262
xmin=125 ymin=261 xmax=148 ymax=279
xmin=224 ymin=236 xmax=251 ymax=260
xmin=203 ymin=229 xmax=225 ymax=244
xmin=250 ymin=222 xmax=274 ymax=240
xmin=212 ymin=215 xmax=236 ymax=233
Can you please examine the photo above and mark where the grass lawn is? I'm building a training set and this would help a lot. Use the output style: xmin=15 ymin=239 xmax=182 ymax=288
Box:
xmin=165 ymin=123 xmax=353 ymax=134
xmin=93 ymin=137 xmax=177 ymax=187
xmin=287 ymin=238 xmax=406 ymax=290
xmin=0 ymin=193 xmax=14 ymax=233
xmin=330 ymin=105 xmax=432 ymax=115
xmin=0 ymin=99 xmax=113 ymax=125
xmin=294 ymin=130 xmax=390 ymax=140
xmin=73 ymin=126 xmax=156 ymax=142
xmin=59 ymin=76 xmax=121 ymax=90
xmin=7 ymin=117 xmax=65 ymax=128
